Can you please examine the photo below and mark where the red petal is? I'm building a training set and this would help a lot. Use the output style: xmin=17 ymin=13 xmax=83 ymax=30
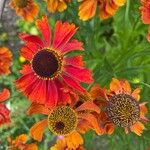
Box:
xmin=45 ymin=80 xmax=58 ymax=108
xmin=20 ymin=42 xmax=39 ymax=60
xmin=65 ymin=65 xmax=93 ymax=83
xmin=36 ymin=16 xmax=51 ymax=47
xmin=0 ymin=89 xmax=10 ymax=102
xmin=19 ymin=33 xmax=44 ymax=47
xmin=61 ymin=74 xmax=85 ymax=93
xmin=0 ymin=104 xmax=10 ymax=126
xmin=52 ymin=21 xmax=78 ymax=50
xmin=61 ymin=39 xmax=84 ymax=54
xmin=65 ymin=56 xmax=84 ymax=67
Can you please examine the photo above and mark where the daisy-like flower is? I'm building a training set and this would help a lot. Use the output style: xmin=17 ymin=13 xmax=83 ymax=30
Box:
xmin=50 ymin=131 xmax=84 ymax=150
xmin=0 ymin=47 xmax=12 ymax=75
xmin=78 ymin=0 xmax=126 ymax=21
xmin=0 ymin=89 xmax=10 ymax=126
xmin=10 ymin=0 xmax=39 ymax=22
xmin=97 ymin=78 xmax=148 ymax=136
xmin=16 ymin=16 xmax=93 ymax=107
xmin=46 ymin=0 xmax=71 ymax=13
xmin=27 ymin=100 xmax=102 ymax=142
xmin=8 ymin=134 xmax=38 ymax=150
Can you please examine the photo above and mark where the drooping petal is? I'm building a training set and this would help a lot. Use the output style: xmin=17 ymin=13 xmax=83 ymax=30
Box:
xmin=36 ymin=16 xmax=51 ymax=47
xmin=78 ymin=113 xmax=104 ymax=135
xmin=65 ymin=56 xmax=84 ymax=67
xmin=61 ymin=74 xmax=86 ymax=93
xmin=61 ymin=40 xmax=84 ymax=54
xmin=45 ymin=80 xmax=58 ymax=108
xmin=132 ymin=88 xmax=141 ymax=101
xmin=104 ymin=123 xmax=115 ymax=135
xmin=20 ymin=42 xmax=40 ymax=60
xmin=52 ymin=21 xmax=78 ymax=50
xmin=0 ymin=89 xmax=10 ymax=102
xmin=64 ymin=65 xmax=93 ymax=84
xmin=19 ymin=33 xmax=44 ymax=47
xmin=75 ymin=101 xmax=100 ymax=114
xmin=130 ymin=121 xmax=145 ymax=136
xmin=140 ymin=102 xmax=148 ymax=121
xmin=27 ymin=103 xmax=49 ymax=115
xmin=30 ymin=119 xmax=48 ymax=142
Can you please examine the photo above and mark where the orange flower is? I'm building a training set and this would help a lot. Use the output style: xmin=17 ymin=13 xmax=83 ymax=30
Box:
xmin=97 ymin=78 xmax=148 ymax=136
xmin=0 ymin=47 xmax=12 ymax=75
xmin=0 ymin=89 xmax=10 ymax=126
xmin=46 ymin=0 xmax=71 ymax=13
xmin=10 ymin=0 xmax=39 ymax=22
xmin=8 ymin=134 xmax=38 ymax=150
xmin=16 ymin=16 xmax=93 ymax=107
xmin=140 ymin=0 xmax=150 ymax=24
xmin=50 ymin=131 xmax=84 ymax=150
xmin=78 ymin=0 xmax=126 ymax=21
xmin=27 ymin=101 xmax=102 ymax=142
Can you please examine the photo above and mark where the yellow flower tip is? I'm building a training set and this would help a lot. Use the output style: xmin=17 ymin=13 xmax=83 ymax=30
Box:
xmin=132 ymin=78 xmax=140 ymax=84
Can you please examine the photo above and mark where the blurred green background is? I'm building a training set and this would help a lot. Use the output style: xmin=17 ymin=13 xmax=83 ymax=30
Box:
xmin=0 ymin=0 xmax=150 ymax=149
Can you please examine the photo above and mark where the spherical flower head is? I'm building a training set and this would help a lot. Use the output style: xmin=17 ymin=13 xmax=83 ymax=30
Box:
xmin=98 ymin=78 xmax=148 ymax=136
xmin=78 ymin=0 xmax=126 ymax=21
xmin=46 ymin=0 xmax=71 ymax=13
xmin=10 ymin=0 xmax=39 ymax=22
xmin=16 ymin=16 xmax=93 ymax=107
xmin=0 ymin=47 xmax=12 ymax=75
xmin=48 ymin=106 xmax=78 ymax=135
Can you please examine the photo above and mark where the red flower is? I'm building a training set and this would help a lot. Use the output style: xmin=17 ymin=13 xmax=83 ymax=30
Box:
xmin=0 ymin=89 xmax=10 ymax=126
xmin=16 ymin=16 xmax=93 ymax=107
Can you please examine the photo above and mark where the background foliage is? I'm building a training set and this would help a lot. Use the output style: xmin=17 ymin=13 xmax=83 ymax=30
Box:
xmin=0 ymin=0 xmax=150 ymax=149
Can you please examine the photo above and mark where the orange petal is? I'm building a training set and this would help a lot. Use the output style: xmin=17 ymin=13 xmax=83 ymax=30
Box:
xmin=75 ymin=101 xmax=100 ymax=114
xmin=0 ymin=89 xmax=10 ymax=102
xmin=15 ymin=134 xmax=28 ymax=145
xmin=27 ymin=103 xmax=50 ymax=115
xmin=140 ymin=102 xmax=148 ymax=121
xmin=105 ymin=123 xmax=115 ymax=135
xmin=132 ymin=88 xmax=141 ymax=101
xmin=25 ymin=144 xmax=38 ymax=150
xmin=78 ymin=113 xmax=104 ymax=135
xmin=121 ymin=80 xmax=131 ymax=94
xmin=110 ymin=78 xmax=121 ymax=93
xmin=130 ymin=121 xmax=145 ymax=136
xmin=30 ymin=119 xmax=48 ymax=142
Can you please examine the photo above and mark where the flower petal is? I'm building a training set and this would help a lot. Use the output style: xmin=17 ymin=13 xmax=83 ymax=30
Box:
xmin=19 ymin=33 xmax=44 ymax=47
xmin=0 ymin=89 xmax=10 ymax=102
xmin=132 ymin=88 xmax=141 ymax=101
xmin=110 ymin=78 xmax=121 ymax=93
xmin=65 ymin=65 xmax=93 ymax=84
xmin=25 ymin=144 xmax=38 ymax=150
xmin=65 ymin=56 xmax=84 ymax=67
xmin=36 ymin=16 xmax=51 ymax=47
xmin=27 ymin=103 xmax=49 ymax=115
xmin=76 ymin=101 xmax=100 ymax=114
xmin=140 ymin=102 xmax=148 ymax=121
xmin=46 ymin=80 xmax=58 ymax=108
xmin=15 ymin=134 xmax=28 ymax=144
xmin=52 ymin=21 xmax=78 ymax=50
xmin=61 ymin=39 xmax=84 ymax=54
xmin=30 ymin=119 xmax=48 ymax=142
xmin=61 ymin=74 xmax=86 ymax=93
xmin=130 ymin=121 xmax=145 ymax=136
xmin=78 ymin=113 xmax=104 ymax=135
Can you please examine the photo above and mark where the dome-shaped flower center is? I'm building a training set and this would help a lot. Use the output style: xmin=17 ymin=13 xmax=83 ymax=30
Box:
xmin=48 ymin=106 xmax=77 ymax=135
xmin=32 ymin=49 xmax=62 ymax=80
xmin=106 ymin=94 xmax=140 ymax=128
xmin=16 ymin=0 xmax=28 ymax=8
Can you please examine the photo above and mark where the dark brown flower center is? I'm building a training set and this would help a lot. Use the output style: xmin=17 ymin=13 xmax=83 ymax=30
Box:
xmin=55 ymin=121 xmax=65 ymax=130
xmin=106 ymin=94 xmax=140 ymax=128
xmin=16 ymin=0 xmax=28 ymax=8
xmin=32 ymin=49 xmax=62 ymax=80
